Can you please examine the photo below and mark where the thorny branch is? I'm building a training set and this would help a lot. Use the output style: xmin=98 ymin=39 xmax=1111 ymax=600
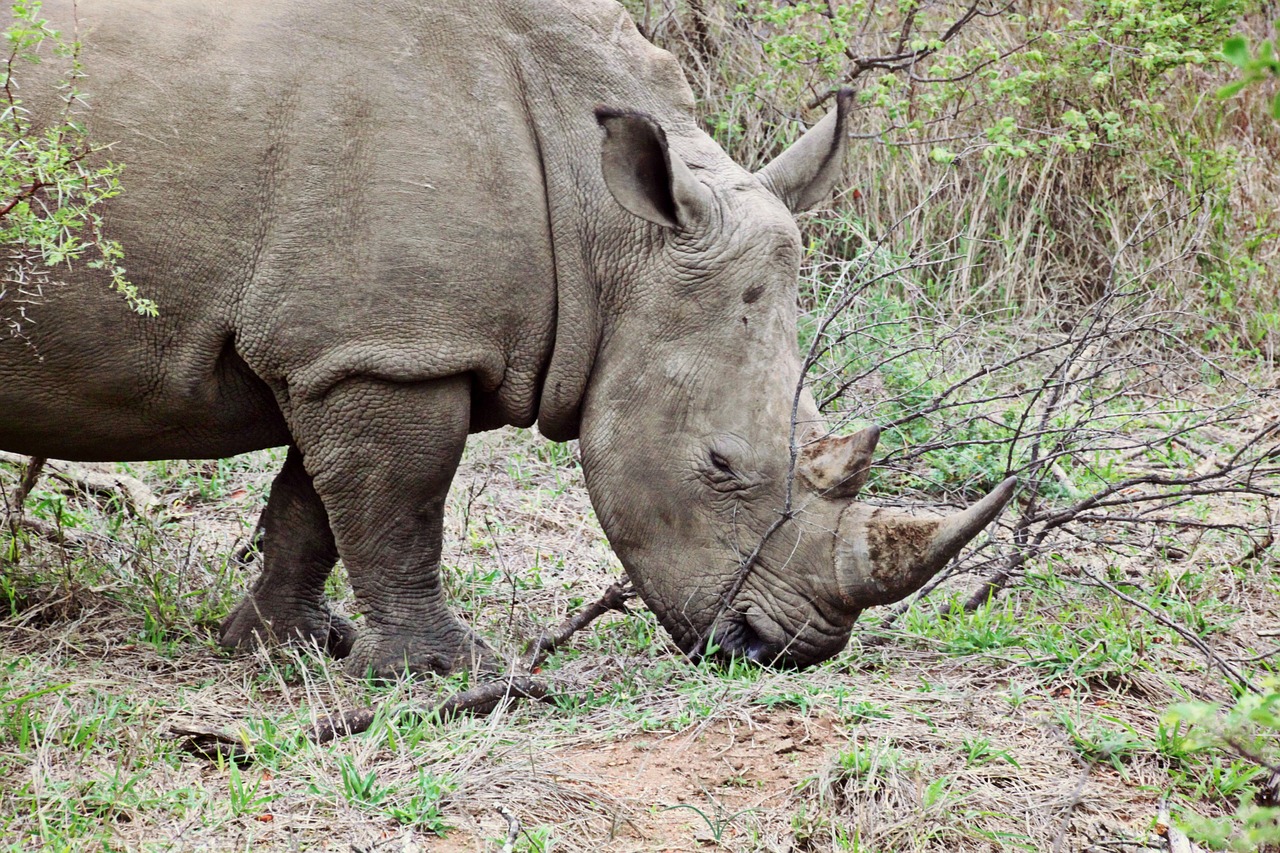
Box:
xmin=808 ymin=0 xmax=1016 ymax=109
xmin=1075 ymin=567 xmax=1259 ymax=695
xmin=801 ymin=179 xmax=1278 ymax=706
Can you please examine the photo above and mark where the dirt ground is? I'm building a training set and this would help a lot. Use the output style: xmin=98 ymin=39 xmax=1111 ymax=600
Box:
xmin=1 ymin=417 xmax=1278 ymax=851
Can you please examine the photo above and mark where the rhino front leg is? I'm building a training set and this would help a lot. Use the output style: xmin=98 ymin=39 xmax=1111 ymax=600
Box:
xmin=219 ymin=445 xmax=357 ymax=657
xmin=291 ymin=374 xmax=495 ymax=679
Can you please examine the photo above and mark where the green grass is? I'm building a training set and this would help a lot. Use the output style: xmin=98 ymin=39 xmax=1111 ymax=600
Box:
xmin=0 ymin=356 xmax=1276 ymax=851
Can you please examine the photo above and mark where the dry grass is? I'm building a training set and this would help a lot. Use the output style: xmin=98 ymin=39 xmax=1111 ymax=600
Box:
xmin=639 ymin=0 xmax=1280 ymax=357
xmin=1 ymin=402 xmax=1277 ymax=850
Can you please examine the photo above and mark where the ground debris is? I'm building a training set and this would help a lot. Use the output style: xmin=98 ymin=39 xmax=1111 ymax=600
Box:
xmin=311 ymin=579 xmax=633 ymax=743
xmin=167 ymin=723 xmax=253 ymax=767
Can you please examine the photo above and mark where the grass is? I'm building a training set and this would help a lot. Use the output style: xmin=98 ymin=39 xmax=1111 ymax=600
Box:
xmin=0 ymin=387 xmax=1276 ymax=851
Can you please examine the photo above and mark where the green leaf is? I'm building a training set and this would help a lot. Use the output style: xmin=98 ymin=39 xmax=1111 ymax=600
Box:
xmin=1272 ymin=91 xmax=1280 ymax=121
xmin=1222 ymin=35 xmax=1250 ymax=68
xmin=1216 ymin=80 xmax=1249 ymax=100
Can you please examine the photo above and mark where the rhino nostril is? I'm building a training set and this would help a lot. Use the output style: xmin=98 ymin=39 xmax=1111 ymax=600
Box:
xmin=736 ymin=611 xmax=785 ymax=666
xmin=745 ymin=634 xmax=770 ymax=664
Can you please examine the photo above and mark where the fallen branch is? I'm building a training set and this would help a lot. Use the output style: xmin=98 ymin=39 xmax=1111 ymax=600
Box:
xmin=0 ymin=451 xmax=155 ymax=514
xmin=2 ymin=514 xmax=92 ymax=549
xmin=307 ymin=579 xmax=635 ymax=744
xmin=310 ymin=676 xmax=551 ymax=745
xmin=168 ymin=581 xmax=634 ymax=761
xmin=523 ymin=579 xmax=634 ymax=667
xmin=167 ymin=723 xmax=253 ymax=767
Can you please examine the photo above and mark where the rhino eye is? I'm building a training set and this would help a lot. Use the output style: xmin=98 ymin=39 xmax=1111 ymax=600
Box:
xmin=703 ymin=446 xmax=755 ymax=494
xmin=709 ymin=451 xmax=736 ymax=477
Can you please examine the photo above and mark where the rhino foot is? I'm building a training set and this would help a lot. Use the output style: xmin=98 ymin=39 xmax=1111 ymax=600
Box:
xmin=218 ymin=594 xmax=357 ymax=658
xmin=344 ymin=624 xmax=500 ymax=680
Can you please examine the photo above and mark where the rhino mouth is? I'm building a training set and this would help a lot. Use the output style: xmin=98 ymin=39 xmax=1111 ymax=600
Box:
xmin=707 ymin=612 xmax=775 ymax=664
xmin=691 ymin=607 xmax=845 ymax=669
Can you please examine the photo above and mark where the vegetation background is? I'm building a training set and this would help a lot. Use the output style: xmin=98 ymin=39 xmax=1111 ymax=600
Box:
xmin=1 ymin=0 xmax=1278 ymax=850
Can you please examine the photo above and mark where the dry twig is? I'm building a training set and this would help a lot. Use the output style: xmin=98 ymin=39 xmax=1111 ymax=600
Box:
xmin=307 ymin=580 xmax=634 ymax=745
xmin=497 ymin=804 xmax=521 ymax=853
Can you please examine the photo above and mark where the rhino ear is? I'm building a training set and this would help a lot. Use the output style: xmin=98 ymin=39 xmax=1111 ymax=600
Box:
xmin=596 ymin=107 xmax=711 ymax=230
xmin=756 ymin=88 xmax=853 ymax=213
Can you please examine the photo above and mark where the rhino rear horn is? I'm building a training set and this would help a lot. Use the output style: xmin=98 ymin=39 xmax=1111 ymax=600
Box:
xmin=834 ymin=477 xmax=1017 ymax=609
xmin=798 ymin=425 xmax=880 ymax=499
xmin=596 ymin=107 xmax=712 ymax=229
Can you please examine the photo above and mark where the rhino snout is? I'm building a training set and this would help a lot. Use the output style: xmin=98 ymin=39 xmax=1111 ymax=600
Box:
xmin=700 ymin=601 xmax=855 ymax=669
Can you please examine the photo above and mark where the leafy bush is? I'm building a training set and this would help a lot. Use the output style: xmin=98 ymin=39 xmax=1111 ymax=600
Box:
xmin=630 ymin=0 xmax=1279 ymax=352
xmin=0 ymin=0 xmax=152 ymax=337
xmin=1168 ymin=683 xmax=1280 ymax=850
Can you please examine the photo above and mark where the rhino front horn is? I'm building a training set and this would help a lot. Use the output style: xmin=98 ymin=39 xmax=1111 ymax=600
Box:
xmin=798 ymin=425 xmax=881 ymax=499
xmin=834 ymin=477 xmax=1017 ymax=609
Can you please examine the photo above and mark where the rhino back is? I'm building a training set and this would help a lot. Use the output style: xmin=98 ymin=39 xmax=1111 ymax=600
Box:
xmin=1 ymin=0 xmax=696 ymax=459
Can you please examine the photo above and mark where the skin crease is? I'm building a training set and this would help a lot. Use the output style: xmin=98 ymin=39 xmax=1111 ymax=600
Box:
xmin=0 ymin=0 xmax=1009 ymax=677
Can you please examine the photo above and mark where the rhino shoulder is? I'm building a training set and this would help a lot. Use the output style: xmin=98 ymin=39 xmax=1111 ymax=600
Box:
xmin=510 ymin=0 xmax=697 ymax=116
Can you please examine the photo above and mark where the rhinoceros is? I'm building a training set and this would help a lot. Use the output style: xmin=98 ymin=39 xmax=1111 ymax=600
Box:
xmin=0 ymin=0 xmax=1013 ymax=676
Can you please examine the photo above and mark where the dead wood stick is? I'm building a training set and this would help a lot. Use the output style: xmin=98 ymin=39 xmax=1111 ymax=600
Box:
xmin=310 ymin=676 xmax=551 ymax=744
xmin=497 ymin=804 xmax=521 ymax=853
xmin=308 ymin=579 xmax=634 ymax=744
xmin=1156 ymin=801 xmax=1200 ymax=853
xmin=13 ymin=456 xmax=45 ymax=511
xmin=523 ymin=579 xmax=635 ymax=668
xmin=1258 ymin=768 xmax=1280 ymax=809
xmin=4 ymin=455 xmax=45 ymax=546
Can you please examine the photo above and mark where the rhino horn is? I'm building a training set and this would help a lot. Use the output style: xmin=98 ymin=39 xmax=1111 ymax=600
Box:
xmin=798 ymin=425 xmax=880 ymax=499
xmin=834 ymin=477 xmax=1017 ymax=609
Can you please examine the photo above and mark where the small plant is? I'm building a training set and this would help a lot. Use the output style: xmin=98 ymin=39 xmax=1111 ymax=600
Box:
xmin=662 ymin=799 xmax=758 ymax=844
xmin=1166 ymin=682 xmax=1280 ymax=850
xmin=0 ymin=0 xmax=153 ymax=334
xmin=1054 ymin=710 xmax=1147 ymax=772
xmin=383 ymin=768 xmax=454 ymax=836
xmin=226 ymin=763 xmax=275 ymax=818
xmin=960 ymin=736 xmax=1018 ymax=768
xmin=336 ymin=756 xmax=387 ymax=808
xmin=515 ymin=824 xmax=557 ymax=852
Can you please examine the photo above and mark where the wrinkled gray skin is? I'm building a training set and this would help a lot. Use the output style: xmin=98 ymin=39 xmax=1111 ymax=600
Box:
xmin=0 ymin=0 xmax=1013 ymax=676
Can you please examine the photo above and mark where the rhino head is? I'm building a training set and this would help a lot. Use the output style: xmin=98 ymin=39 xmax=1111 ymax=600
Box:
xmin=575 ymin=92 xmax=1015 ymax=668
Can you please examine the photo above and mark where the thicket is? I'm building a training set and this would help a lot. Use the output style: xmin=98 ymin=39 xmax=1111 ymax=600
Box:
xmin=630 ymin=0 xmax=1279 ymax=351
xmin=626 ymin=2 xmax=1280 ymax=846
